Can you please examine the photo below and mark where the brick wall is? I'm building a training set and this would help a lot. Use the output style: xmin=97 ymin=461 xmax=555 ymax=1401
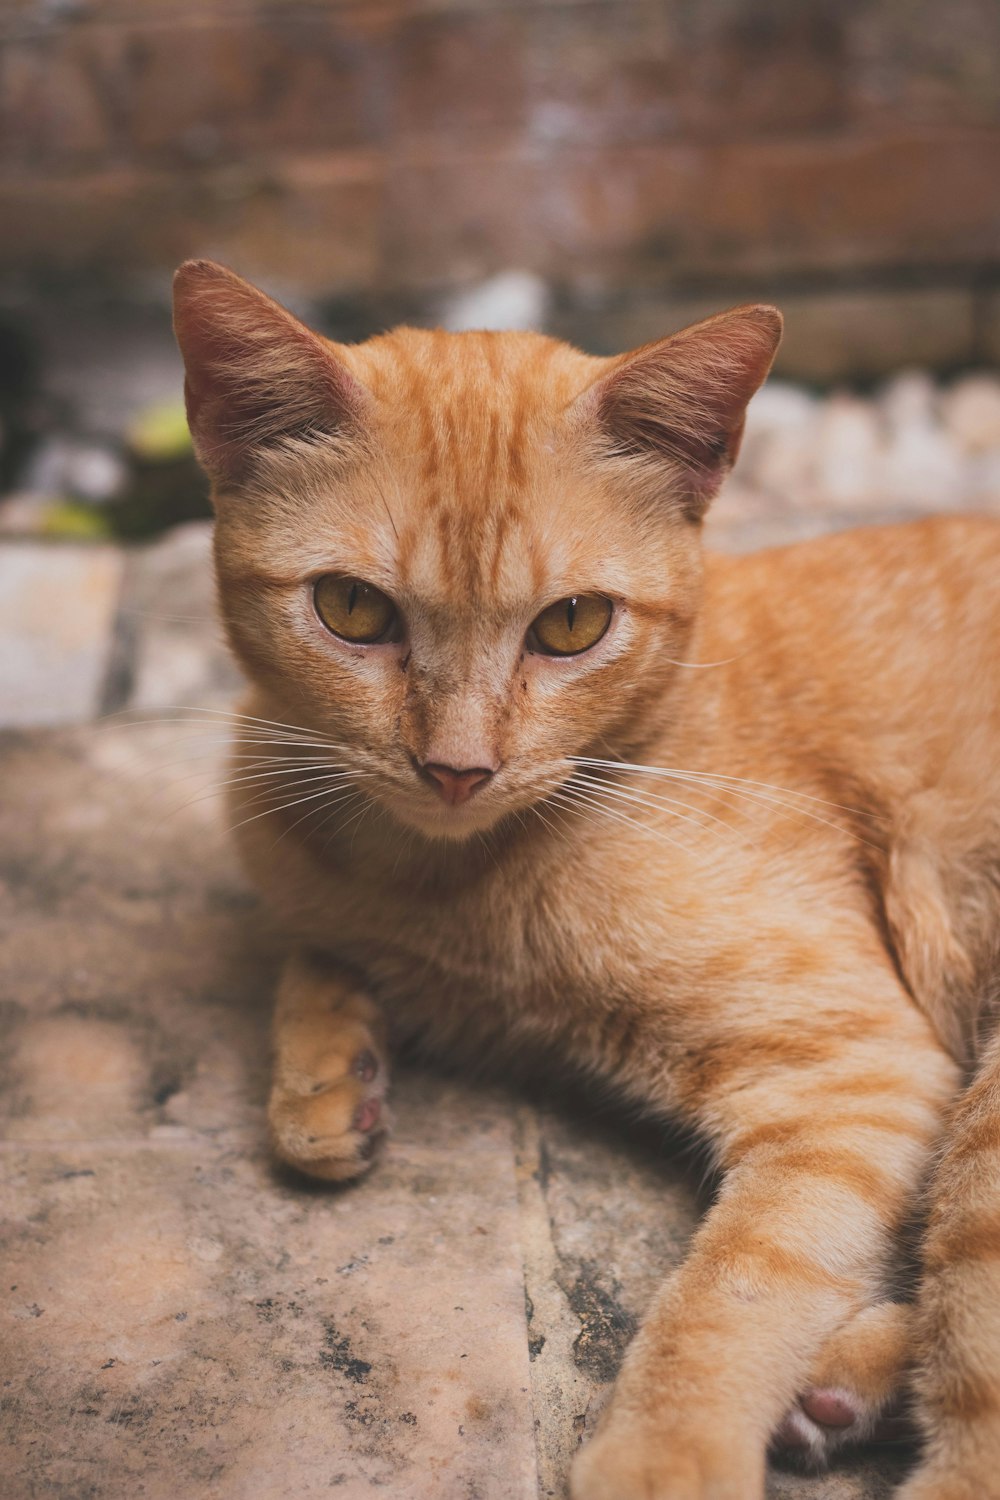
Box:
xmin=2 ymin=0 xmax=999 ymax=377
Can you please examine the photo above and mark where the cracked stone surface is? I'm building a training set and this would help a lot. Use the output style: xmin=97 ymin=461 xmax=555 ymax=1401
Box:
xmin=0 ymin=517 xmax=944 ymax=1498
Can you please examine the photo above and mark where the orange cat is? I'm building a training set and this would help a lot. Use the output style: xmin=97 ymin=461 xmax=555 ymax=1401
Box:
xmin=173 ymin=258 xmax=1000 ymax=1500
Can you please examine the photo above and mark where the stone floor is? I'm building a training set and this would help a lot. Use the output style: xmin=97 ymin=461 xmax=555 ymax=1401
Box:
xmin=2 ymin=494 xmax=994 ymax=1500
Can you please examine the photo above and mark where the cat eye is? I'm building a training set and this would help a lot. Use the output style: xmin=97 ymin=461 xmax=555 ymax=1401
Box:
xmin=314 ymin=575 xmax=399 ymax=644
xmin=529 ymin=595 xmax=613 ymax=657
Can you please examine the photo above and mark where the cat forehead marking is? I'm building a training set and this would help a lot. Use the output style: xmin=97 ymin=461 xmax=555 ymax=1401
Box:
xmin=345 ymin=328 xmax=599 ymax=597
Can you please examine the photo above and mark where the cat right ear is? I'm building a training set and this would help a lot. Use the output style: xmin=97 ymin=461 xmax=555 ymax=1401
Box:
xmin=172 ymin=260 xmax=369 ymax=486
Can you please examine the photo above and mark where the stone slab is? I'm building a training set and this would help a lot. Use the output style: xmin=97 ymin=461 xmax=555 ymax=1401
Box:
xmin=119 ymin=522 xmax=243 ymax=714
xmin=0 ymin=544 xmax=122 ymax=728
xmin=0 ymin=723 xmax=538 ymax=1498
xmin=0 ymin=1136 xmax=538 ymax=1500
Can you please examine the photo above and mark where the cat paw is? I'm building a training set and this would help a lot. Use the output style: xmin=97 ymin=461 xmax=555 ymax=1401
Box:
xmin=571 ymin=1421 xmax=757 ymax=1500
xmin=269 ymin=1041 xmax=390 ymax=1183
xmin=772 ymin=1301 xmax=913 ymax=1468
xmin=773 ymin=1386 xmax=909 ymax=1467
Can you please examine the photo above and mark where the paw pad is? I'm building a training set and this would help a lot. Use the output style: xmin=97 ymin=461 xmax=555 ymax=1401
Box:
xmin=801 ymin=1390 xmax=858 ymax=1429
xmin=353 ymin=1096 xmax=382 ymax=1133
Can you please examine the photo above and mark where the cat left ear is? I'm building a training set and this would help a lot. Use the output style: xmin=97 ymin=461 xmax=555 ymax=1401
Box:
xmin=580 ymin=304 xmax=782 ymax=520
xmin=172 ymin=259 xmax=369 ymax=487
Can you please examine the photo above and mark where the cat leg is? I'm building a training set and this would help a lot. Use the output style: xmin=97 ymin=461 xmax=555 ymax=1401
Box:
xmin=774 ymin=1300 xmax=913 ymax=1466
xmin=896 ymin=1025 xmax=1000 ymax=1500
xmin=571 ymin=987 xmax=954 ymax=1500
xmin=268 ymin=950 xmax=390 ymax=1182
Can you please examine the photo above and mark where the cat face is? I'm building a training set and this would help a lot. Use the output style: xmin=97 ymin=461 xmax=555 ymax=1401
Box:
xmin=173 ymin=261 xmax=780 ymax=840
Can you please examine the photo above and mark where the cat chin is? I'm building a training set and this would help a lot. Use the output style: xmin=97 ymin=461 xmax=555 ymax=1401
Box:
xmin=380 ymin=795 xmax=508 ymax=843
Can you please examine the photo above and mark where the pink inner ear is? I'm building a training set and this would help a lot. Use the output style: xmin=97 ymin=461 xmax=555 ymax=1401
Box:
xmin=173 ymin=260 xmax=367 ymax=485
xmin=594 ymin=306 xmax=782 ymax=519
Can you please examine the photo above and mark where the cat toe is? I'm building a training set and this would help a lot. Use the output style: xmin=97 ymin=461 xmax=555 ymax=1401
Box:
xmin=773 ymin=1388 xmax=864 ymax=1467
xmin=774 ymin=1298 xmax=914 ymax=1467
xmin=774 ymin=1385 xmax=910 ymax=1468
xmin=800 ymin=1388 xmax=860 ymax=1428
xmin=269 ymin=1043 xmax=390 ymax=1182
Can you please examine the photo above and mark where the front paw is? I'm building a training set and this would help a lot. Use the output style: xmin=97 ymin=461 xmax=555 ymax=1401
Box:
xmin=269 ymin=1041 xmax=390 ymax=1183
xmin=571 ymin=1420 xmax=761 ymax=1500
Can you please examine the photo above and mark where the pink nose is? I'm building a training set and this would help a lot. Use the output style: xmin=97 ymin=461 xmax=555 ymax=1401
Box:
xmin=421 ymin=762 xmax=494 ymax=807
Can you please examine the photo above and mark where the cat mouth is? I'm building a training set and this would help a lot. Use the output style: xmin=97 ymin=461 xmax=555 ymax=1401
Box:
xmin=403 ymin=777 xmax=506 ymax=838
xmin=379 ymin=761 xmax=573 ymax=842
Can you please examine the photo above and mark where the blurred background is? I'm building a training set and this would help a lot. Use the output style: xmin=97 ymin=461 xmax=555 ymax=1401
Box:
xmin=0 ymin=0 xmax=998 ymax=543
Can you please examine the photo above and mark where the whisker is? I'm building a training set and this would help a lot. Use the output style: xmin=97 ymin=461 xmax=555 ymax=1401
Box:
xmin=569 ymin=756 xmax=884 ymax=847
xmin=102 ymin=703 xmax=341 ymax=743
xmin=339 ymin=796 xmax=376 ymax=858
xmin=140 ymin=751 xmax=351 ymax=791
xmin=571 ymin=756 xmax=882 ymax=820
xmin=569 ymin=769 xmax=733 ymax=841
xmin=659 ymin=773 xmax=881 ymax=848
xmin=314 ymin=785 xmax=374 ymax=854
xmin=662 ymin=649 xmax=752 ymax=670
xmin=391 ymin=819 xmax=420 ymax=877
xmin=98 ymin=715 xmax=344 ymax=754
xmin=216 ymin=763 xmax=357 ymax=793
xmin=214 ymin=768 xmax=365 ymax=808
xmin=221 ymin=777 xmax=371 ymax=839
xmin=103 ymin=725 xmax=352 ymax=758
xmin=266 ymin=779 xmax=369 ymax=850
xmin=528 ymin=799 xmax=575 ymax=854
xmin=474 ymin=827 xmax=504 ymax=874
xmin=156 ymin=768 xmax=365 ymax=825
xmin=123 ymin=751 xmax=354 ymax=813
xmin=550 ymin=784 xmax=702 ymax=859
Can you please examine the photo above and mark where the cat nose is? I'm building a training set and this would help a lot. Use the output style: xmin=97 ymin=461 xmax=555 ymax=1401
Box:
xmin=420 ymin=762 xmax=495 ymax=807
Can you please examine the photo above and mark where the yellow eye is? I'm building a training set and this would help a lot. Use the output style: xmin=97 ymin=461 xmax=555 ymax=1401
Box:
xmin=529 ymin=595 xmax=613 ymax=656
xmin=314 ymin=575 xmax=398 ymax=644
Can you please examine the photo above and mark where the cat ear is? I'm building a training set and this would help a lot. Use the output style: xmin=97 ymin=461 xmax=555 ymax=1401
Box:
xmin=581 ymin=304 xmax=782 ymax=520
xmin=172 ymin=259 xmax=369 ymax=485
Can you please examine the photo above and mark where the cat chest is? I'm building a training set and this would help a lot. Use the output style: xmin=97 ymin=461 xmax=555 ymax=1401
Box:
xmin=327 ymin=868 xmax=691 ymax=1078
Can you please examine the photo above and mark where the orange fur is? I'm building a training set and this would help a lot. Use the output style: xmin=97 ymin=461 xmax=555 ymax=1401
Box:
xmin=173 ymin=259 xmax=1000 ymax=1500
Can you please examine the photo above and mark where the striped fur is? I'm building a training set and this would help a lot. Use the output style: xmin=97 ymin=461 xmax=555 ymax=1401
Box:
xmin=174 ymin=259 xmax=1000 ymax=1500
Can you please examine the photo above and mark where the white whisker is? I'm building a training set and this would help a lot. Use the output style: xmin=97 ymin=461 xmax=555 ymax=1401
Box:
xmin=550 ymin=784 xmax=702 ymax=859
xmin=528 ymin=799 xmax=575 ymax=853
xmin=157 ymin=768 xmax=365 ymax=825
xmin=267 ymin=781 xmax=368 ymax=850
xmin=569 ymin=769 xmax=733 ymax=841
xmin=662 ymin=649 xmax=751 ymax=669
xmin=222 ymin=777 xmax=370 ymax=838
xmin=569 ymin=756 xmax=884 ymax=848
xmin=102 ymin=703 xmax=340 ymax=743
xmin=140 ymin=752 xmax=351 ymax=792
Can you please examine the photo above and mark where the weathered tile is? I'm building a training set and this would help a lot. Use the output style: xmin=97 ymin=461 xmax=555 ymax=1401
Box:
xmin=515 ymin=1101 xmax=700 ymax=1495
xmin=515 ymin=1095 xmax=917 ymax=1499
xmin=0 ymin=722 xmax=538 ymax=1496
xmin=0 ymin=1135 xmax=538 ymax=1500
xmin=0 ymin=722 xmax=275 ymax=1144
xmin=0 ymin=544 xmax=123 ymax=728
xmin=119 ymin=522 xmax=242 ymax=713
